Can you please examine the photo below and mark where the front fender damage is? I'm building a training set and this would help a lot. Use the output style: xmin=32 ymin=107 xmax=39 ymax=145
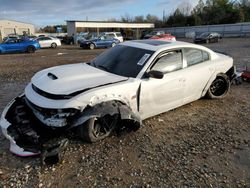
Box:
xmin=1 ymin=97 xmax=141 ymax=164
xmin=71 ymin=101 xmax=142 ymax=132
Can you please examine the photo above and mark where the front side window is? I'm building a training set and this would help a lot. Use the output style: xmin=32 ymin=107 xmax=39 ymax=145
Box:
xmin=151 ymin=50 xmax=183 ymax=73
xmin=184 ymin=48 xmax=210 ymax=66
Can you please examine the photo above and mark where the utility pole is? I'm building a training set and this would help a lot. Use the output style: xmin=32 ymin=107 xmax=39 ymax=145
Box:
xmin=163 ymin=10 xmax=165 ymax=22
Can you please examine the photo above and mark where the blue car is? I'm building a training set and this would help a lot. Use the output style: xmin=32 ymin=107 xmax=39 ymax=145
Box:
xmin=0 ymin=38 xmax=40 ymax=54
xmin=80 ymin=35 xmax=120 ymax=50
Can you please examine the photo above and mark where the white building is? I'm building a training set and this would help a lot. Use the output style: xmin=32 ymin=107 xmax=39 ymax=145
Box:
xmin=66 ymin=20 xmax=155 ymax=39
xmin=0 ymin=19 xmax=35 ymax=41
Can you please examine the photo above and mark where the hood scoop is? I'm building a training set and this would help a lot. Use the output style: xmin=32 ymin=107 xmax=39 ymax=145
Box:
xmin=47 ymin=73 xmax=58 ymax=80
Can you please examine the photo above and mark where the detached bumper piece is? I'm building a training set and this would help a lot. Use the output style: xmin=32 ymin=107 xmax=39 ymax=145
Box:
xmin=2 ymin=96 xmax=69 ymax=165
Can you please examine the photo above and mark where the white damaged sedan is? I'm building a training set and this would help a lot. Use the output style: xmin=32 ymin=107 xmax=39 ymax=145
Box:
xmin=0 ymin=40 xmax=235 ymax=158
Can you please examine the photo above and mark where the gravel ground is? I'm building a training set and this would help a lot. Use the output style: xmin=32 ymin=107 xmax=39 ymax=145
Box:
xmin=0 ymin=38 xmax=249 ymax=188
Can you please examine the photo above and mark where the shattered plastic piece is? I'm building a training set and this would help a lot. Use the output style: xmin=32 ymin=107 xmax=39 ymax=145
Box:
xmin=41 ymin=138 xmax=69 ymax=165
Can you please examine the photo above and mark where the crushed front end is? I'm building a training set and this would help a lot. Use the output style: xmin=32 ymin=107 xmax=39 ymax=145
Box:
xmin=0 ymin=95 xmax=78 ymax=162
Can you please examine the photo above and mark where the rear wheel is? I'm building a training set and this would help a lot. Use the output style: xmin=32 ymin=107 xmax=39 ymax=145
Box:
xmin=27 ymin=46 xmax=35 ymax=53
xmin=206 ymin=74 xmax=230 ymax=99
xmin=51 ymin=43 xmax=57 ymax=49
xmin=111 ymin=43 xmax=116 ymax=47
xmin=89 ymin=43 xmax=95 ymax=50
xmin=78 ymin=114 xmax=119 ymax=143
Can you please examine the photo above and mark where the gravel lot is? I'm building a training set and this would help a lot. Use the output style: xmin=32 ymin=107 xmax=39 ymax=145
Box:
xmin=0 ymin=38 xmax=249 ymax=187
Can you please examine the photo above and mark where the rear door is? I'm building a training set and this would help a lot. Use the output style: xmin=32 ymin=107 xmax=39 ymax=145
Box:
xmin=12 ymin=39 xmax=23 ymax=52
xmin=140 ymin=49 xmax=186 ymax=119
xmin=38 ymin=37 xmax=51 ymax=48
xmin=43 ymin=37 xmax=52 ymax=47
xmin=181 ymin=48 xmax=215 ymax=103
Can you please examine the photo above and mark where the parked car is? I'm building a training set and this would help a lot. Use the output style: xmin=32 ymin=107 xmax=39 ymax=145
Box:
xmin=194 ymin=32 xmax=222 ymax=44
xmin=37 ymin=36 xmax=61 ymax=48
xmin=80 ymin=35 xmax=120 ymax=49
xmin=143 ymin=30 xmax=165 ymax=39
xmin=0 ymin=38 xmax=40 ymax=54
xmin=140 ymin=29 xmax=154 ymax=39
xmin=3 ymin=35 xmax=20 ymax=42
xmin=150 ymin=34 xmax=176 ymax=41
xmin=0 ymin=40 xmax=235 ymax=158
xmin=58 ymin=36 xmax=74 ymax=45
xmin=102 ymin=32 xmax=124 ymax=42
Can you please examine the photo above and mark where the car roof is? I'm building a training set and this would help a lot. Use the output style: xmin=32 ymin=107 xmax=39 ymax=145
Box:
xmin=121 ymin=40 xmax=209 ymax=52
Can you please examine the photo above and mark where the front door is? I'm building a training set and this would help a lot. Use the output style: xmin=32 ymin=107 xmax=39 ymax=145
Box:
xmin=139 ymin=49 xmax=186 ymax=119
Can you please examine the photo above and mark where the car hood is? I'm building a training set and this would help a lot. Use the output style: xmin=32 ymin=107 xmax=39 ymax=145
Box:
xmin=31 ymin=63 xmax=128 ymax=95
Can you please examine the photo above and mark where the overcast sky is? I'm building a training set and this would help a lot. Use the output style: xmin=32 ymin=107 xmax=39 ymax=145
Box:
xmin=0 ymin=0 xmax=199 ymax=27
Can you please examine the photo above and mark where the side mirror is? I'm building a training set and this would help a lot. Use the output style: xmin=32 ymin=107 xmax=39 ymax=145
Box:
xmin=147 ymin=70 xmax=164 ymax=79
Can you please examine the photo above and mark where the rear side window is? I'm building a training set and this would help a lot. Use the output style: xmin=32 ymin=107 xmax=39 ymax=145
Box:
xmin=116 ymin=33 xmax=122 ymax=37
xmin=106 ymin=34 xmax=114 ymax=37
xmin=184 ymin=48 xmax=210 ymax=66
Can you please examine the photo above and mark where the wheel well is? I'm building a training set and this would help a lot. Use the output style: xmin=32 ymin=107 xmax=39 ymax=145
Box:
xmin=27 ymin=45 xmax=35 ymax=49
xmin=71 ymin=100 xmax=141 ymax=131
xmin=225 ymin=66 xmax=236 ymax=82
xmin=201 ymin=72 xmax=229 ymax=97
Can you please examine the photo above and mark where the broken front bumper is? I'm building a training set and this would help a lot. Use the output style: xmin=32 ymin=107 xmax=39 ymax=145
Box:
xmin=0 ymin=96 xmax=39 ymax=156
xmin=0 ymin=95 xmax=70 ymax=157
xmin=1 ymin=95 xmax=142 ymax=159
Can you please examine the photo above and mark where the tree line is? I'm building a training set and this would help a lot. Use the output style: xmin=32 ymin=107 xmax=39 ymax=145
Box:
xmin=120 ymin=0 xmax=250 ymax=27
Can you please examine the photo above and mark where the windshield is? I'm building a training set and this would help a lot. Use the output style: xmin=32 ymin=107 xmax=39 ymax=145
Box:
xmin=199 ymin=32 xmax=210 ymax=38
xmin=4 ymin=38 xmax=16 ymax=43
xmin=149 ymin=31 xmax=157 ymax=35
xmin=90 ymin=45 xmax=154 ymax=78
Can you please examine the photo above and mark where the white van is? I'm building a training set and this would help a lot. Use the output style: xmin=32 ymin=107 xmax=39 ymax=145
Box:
xmin=103 ymin=32 xmax=123 ymax=42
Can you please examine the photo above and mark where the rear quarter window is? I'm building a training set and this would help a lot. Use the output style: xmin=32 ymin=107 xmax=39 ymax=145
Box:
xmin=184 ymin=48 xmax=210 ymax=66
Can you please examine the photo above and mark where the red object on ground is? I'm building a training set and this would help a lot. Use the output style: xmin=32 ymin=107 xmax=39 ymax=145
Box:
xmin=241 ymin=71 xmax=250 ymax=79
xmin=150 ymin=34 xmax=176 ymax=41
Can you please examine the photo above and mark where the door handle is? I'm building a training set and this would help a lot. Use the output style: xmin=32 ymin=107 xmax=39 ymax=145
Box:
xmin=179 ymin=78 xmax=186 ymax=82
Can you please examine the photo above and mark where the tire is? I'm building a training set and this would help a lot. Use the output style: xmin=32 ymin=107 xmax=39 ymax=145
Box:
xmin=78 ymin=115 xmax=119 ymax=143
xmin=111 ymin=43 xmax=116 ymax=47
xmin=89 ymin=43 xmax=95 ymax=50
xmin=27 ymin=46 xmax=35 ymax=53
xmin=51 ymin=43 xmax=57 ymax=49
xmin=206 ymin=73 xmax=230 ymax=99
